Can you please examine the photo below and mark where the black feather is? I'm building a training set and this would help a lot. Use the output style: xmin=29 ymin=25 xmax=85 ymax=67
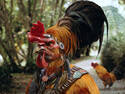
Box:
xmin=58 ymin=1 xmax=108 ymax=53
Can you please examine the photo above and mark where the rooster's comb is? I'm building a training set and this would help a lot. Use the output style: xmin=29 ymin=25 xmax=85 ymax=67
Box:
xmin=91 ymin=62 xmax=98 ymax=68
xmin=28 ymin=21 xmax=45 ymax=43
xmin=30 ymin=21 xmax=45 ymax=37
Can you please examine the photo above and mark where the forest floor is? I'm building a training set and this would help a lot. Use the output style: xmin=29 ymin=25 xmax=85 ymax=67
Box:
xmin=1 ymin=56 xmax=125 ymax=94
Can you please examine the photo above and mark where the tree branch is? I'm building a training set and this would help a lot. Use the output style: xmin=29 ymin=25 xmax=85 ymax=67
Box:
xmin=17 ymin=0 xmax=26 ymax=16
xmin=40 ymin=0 xmax=44 ymax=12
xmin=10 ymin=0 xmax=13 ymax=14
xmin=58 ymin=0 xmax=65 ymax=18
xmin=32 ymin=0 xmax=37 ymax=17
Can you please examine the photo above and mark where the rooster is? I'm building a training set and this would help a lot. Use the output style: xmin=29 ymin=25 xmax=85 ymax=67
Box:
xmin=46 ymin=1 xmax=108 ymax=56
xmin=91 ymin=62 xmax=116 ymax=88
xmin=26 ymin=1 xmax=108 ymax=94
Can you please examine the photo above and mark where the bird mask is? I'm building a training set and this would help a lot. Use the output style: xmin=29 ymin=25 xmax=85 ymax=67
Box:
xmin=28 ymin=21 xmax=63 ymax=68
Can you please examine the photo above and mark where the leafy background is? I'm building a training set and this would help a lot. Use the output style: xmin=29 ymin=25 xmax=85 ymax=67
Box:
xmin=0 ymin=0 xmax=125 ymax=93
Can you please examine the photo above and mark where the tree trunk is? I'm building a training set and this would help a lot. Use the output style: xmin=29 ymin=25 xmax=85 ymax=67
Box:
xmin=0 ymin=38 xmax=20 ymax=72
xmin=0 ymin=40 xmax=9 ymax=64
xmin=0 ymin=0 xmax=20 ymax=65
xmin=58 ymin=0 xmax=65 ymax=18
xmin=40 ymin=0 xmax=45 ymax=13
xmin=26 ymin=0 xmax=34 ymax=69
xmin=50 ymin=0 xmax=59 ymax=26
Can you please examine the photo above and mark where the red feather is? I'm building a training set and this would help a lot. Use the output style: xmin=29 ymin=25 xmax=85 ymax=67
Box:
xmin=28 ymin=21 xmax=45 ymax=43
xmin=91 ymin=62 xmax=98 ymax=68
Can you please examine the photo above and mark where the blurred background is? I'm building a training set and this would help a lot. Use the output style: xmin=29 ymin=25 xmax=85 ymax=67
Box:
xmin=0 ymin=0 xmax=125 ymax=93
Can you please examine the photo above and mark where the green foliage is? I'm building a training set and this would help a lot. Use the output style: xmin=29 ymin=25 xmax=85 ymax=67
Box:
xmin=119 ymin=0 xmax=125 ymax=5
xmin=100 ymin=32 xmax=125 ymax=72
xmin=24 ymin=57 xmax=37 ymax=73
xmin=0 ymin=0 xmax=73 ymax=72
xmin=103 ymin=6 xmax=125 ymax=36
xmin=100 ymin=7 xmax=125 ymax=70
xmin=0 ymin=64 xmax=12 ymax=92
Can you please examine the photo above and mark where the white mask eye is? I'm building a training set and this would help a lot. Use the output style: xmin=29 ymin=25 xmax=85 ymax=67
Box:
xmin=43 ymin=34 xmax=51 ymax=38
xmin=59 ymin=42 xmax=64 ymax=50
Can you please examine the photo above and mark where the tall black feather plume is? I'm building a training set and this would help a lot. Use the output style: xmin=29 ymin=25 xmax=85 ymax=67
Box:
xmin=58 ymin=1 xmax=108 ymax=54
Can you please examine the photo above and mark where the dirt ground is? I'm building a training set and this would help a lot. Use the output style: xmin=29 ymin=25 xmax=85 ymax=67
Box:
xmin=1 ymin=56 xmax=125 ymax=94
